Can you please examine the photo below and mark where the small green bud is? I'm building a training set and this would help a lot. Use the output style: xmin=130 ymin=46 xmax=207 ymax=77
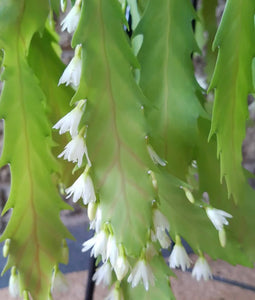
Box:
xmin=219 ymin=228 xmax=226 ymax=248
xmin=3 ymin=239 xmax=10 ymax=257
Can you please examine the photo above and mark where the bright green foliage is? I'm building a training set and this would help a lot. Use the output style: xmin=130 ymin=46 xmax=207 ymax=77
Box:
xmin=0 ymin=1 xmax=72 ymax=299
xmin=200 ymin=0 xmax=218 ymax=82
xmin=73 ymin=0 xmax=154 ymax=256
xmin=137 ymin=0 xmax=206 ymax=180
xmin=196 ymin=118 xmax=255 ymax=265
xmin=209 ymin=0 xmax=255 ymax=202
xmin=0 ymin=0 xmax=255 ymax=299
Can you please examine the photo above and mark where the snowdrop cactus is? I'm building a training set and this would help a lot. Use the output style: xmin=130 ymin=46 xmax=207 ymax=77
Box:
xmin=65 ymin=170 xmax=96 ymax=204
xmin=82 ymin=229 xmax=108 ymax=262
xmin=58 ymin=44 xmax=82 ymax=87
xmin=127 ymin=259 xmax=155 ymax=291
xmin=58 ymin=128 xmax=90 ymax=167
xmin=53 ymin=99 xmax=86 ymax=137
xmin=1 ymin=0 xmax=255 ymax=299
xmin=192 ymin=256 xmax=213 ymax=281
xmin=107 ymin=234 xmax=119 ymax=267
xmin=61 ymin=0 xmax=81 ymax=33
xmin=206 ymin=207 xmax=233 ymax=231
xmin=169 ymin=235 xmax=191 ymax=271
xmin=92 ymin=262 xmax=112 ymax=287
xmin=152 ymin=209 xmax=171 ymax=249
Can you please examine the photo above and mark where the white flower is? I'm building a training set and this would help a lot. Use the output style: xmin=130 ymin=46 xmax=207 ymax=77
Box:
xmin=152 ymin=209 xmax=171 ymax=249
xmin=92 ymin=262 xmax=112 ymax=287
xmin=66 ymin=172 xmax=96 ymax=204
xmin=206 ymin=207 xmax=232 ymax=231
xmin=90 ymin=206 xmax=102 ymax=233
xmin=127 ymin=260 xmax=154 ymax=291
xmin=192 ymin=256 xmax=213 ymax=281
xmin=60 ymin=0 xmax=67 ymax=12
xmin=53 ymin=100 xmax=86 ymax=137
xmin=169 ymin=238 xmax=191 ymax=271
xmin=59 ymin=45 xmax=82 ymax=87
xmin=9 ymin=267 xmax=20 ymax=298
xmin=107 ymin=235 xmax=119 ymax=267
xmin=155 ymin=228 xmax=171 ymax=249
xmin=147 ymin=144 xmax=166 ymax=166
xmin=82 ymin=230 xmax=108 ymax=261
xmin=114 ymin=255 xmax=129 ymax=281
xmin=58 ymin=134 xmax=88 ymax=167
xmin=153 ymin=209 xmax=170 ymax=232
xmin=61 ymin=2 xmax=81 ymax=33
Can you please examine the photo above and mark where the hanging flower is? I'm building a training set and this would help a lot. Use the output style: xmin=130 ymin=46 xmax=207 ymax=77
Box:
xmin=153 ymin=228 xmax=171 ymax=249
xmin=169 ymin=235 xmax=191 ymax=271
xmin=90 ymin=205 xmax=103 ymax=233
xmin=206 ymin=207 xmax=232 ymax=231
xmin=82 ymin=230 xmax=108 ymax=262
xmin=59 ymin=44 xmax=82 ymax=87
xmin=60 ymin=0 xmax=67 ymax=12
xmin=127 ymin=259 xmax=155 ymax=291
xmin=152 ymin=209 xmax=171 ymax=248
xmin=192 ymin=256 xmax=213 ymax=281
xmin=53 ymin=100 xmax=86 ymax=137
xmin=114 ymin=254 xmax=129 ymax=281
xmin=58 ymin=132 xmax=89 ymax=167
xmin=92 ymin=262 xmax=112 ymax=287
xmin=153 ymin=209 xmax=170 ymax=232
xmin=65 ymin=172 xmax=96 ymax=204
xmin=9 ymin=267 xmax=20 ymax=298
xmin=107 ymin=235 xmax=119 ymax=267
xmin=61 ymin=0 xmax=81 ymax=33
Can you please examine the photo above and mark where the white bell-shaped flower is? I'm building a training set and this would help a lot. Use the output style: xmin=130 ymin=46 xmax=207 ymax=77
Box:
xmin=114 ymin=254 xmax=129 ymax=281
xmin=169 ymin=235 xmax=191 ymax=271
xmin=53 ymin=100 xmax=86 ymax=137
xmin=58 ymin=131 xmax=90 ymax=167
xmin=82 ymin=230 xmax=108 ymax=262
xmin=206 ymin=207 xmax=232 ymax=231
xmin=59 ymin=44 xmax=82 ymax=87
xmin=90 ymin=205 xmax=103 ymax=233
xmin=61 ymin=0 xmax=81 ymax=33
xmin=192 ymin=256 xmax=213 ymax=281
xmin=107 ymin=235 xmax=119 ymax=267
xmin=127 ymin=259 xmax=154 ymax=291
xmin=92 ymin=262 xmax=112 ymax=287
xmin=66 ymin=172 xmax=96 ymax=205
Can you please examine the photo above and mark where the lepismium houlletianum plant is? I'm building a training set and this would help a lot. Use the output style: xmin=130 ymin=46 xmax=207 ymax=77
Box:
xmin=0 ymin=0 xmax=255 ymax=299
